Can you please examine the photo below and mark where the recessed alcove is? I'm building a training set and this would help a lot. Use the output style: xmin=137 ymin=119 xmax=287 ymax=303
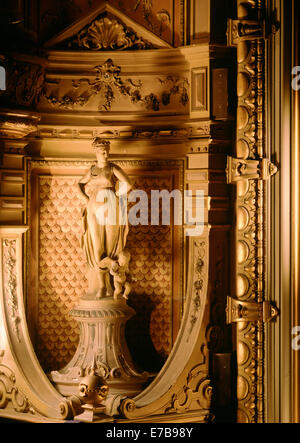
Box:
xmin=0 ymin=0 xmax=240 ymax=424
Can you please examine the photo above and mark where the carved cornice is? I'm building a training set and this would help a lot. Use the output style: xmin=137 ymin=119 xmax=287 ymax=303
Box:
xmin=34 ymin=121 xmax=232 ymax=145
xmin=28 ymin=158 xmax=184 ymax=172
xmin=0 ymin=111 xmax=40 ymax=139
xmin=35 ymin=125 xmax=210 ymax=142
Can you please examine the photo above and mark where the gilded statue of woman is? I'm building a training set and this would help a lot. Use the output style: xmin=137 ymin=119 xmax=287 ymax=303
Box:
xmin=78 ymin=138 xmax=132 ymax=299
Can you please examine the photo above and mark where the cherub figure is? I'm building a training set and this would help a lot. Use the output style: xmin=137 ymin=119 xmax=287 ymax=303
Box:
xmin=110 ymin=249 xmax=132 ymax=301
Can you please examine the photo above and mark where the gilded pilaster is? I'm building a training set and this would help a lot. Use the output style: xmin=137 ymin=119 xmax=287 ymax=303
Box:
xmin=231 ymin=0 xmax=269 ymax=423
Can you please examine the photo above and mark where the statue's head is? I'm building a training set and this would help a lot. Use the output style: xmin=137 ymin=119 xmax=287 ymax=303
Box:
xmin=92 ymin=138 xmax=111 ymax=153
xmin=118 ymin=249 xmax=131 ymax=266
xmin=92 ymin=138 xmax=110 ymax=164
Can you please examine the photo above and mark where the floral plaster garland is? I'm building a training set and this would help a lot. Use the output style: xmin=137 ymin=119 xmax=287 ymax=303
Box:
xmin=3 ymin=239 xmax=21 ymax=342
xmin=44 ymin=59 xmax=189 ymax=112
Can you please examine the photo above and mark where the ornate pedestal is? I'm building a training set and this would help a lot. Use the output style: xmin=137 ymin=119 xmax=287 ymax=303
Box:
xmin=50 ymin=297 xmax=149 ymax=407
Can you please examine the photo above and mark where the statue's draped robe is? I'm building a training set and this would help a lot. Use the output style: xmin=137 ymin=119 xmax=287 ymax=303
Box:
xmin=81 ymin=163 xmax=129 ymax=297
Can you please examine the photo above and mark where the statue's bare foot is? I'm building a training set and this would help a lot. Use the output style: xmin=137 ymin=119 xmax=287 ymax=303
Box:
xmin=96 ymin=288 xmax=106 ymax=299
xmin=114 ymin=290 xmax=123 ymax=300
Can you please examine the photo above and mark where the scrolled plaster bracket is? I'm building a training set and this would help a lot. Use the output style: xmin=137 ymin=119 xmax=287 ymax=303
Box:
xmin=227 ymin=17 xmax=279 ymax=47
xmin=119 ymin=229 xmax=212 ymax=421
xmin=0 ymin=227 xmax=73 ymax=422
xmin=226 ymin=296 xmax=279 ymax=324
xmin=226 ymin=156 xmax=278 ymax=184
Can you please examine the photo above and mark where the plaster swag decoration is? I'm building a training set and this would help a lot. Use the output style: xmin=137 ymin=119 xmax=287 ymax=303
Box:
xmin=70 ymin=16 xmax=154 ymax=50
xmin=44 ymin=59 xmax=189 ymax=112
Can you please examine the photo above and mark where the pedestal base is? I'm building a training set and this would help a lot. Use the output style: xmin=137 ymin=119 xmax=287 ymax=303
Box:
xmin=74 ymin=404 xmax=114 ymax=423
xmin=50 ymin=297 xmax=150 ymax=404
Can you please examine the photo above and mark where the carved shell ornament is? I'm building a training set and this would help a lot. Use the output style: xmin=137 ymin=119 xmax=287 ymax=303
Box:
xmin=71 ymin=16 xmax=152 ymax=50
